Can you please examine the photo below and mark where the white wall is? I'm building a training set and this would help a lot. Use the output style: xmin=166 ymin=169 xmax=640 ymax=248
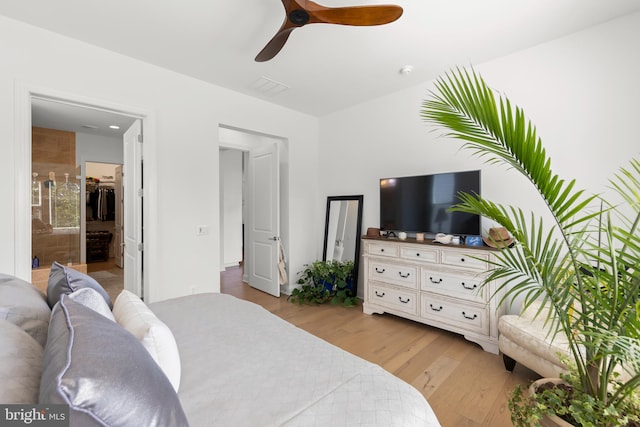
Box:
xmin=220 ymin=150 xmax=243 ymax=268
xmin=85 ymin=162 xmax=118 ymax=180
xmin=76 ymin=132 xmax=123 ymax=168
xmin=319 ymin=12 xmax=640 ymax=294
xmin=319 ymin=11 xmax=640 ymax=244
xmin=0 ymin=15 xmax=319 ymax=302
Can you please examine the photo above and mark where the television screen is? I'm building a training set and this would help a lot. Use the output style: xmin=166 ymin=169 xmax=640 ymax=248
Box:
xmin=380 ymin=170 xmax=481 ymax=236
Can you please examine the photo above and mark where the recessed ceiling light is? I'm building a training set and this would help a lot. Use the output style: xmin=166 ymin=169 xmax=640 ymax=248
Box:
xmin=109 ymin=125 xmax=120 ymax=130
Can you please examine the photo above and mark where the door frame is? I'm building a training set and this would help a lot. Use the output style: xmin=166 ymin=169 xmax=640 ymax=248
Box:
xmin=14 ymin=83 xmax=156 ymax=299
xmin=218 ymin=124 xmax=289 ymax=290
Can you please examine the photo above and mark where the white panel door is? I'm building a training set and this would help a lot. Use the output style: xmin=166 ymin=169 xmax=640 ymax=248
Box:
xmin=123 ymin=120 xmax=143 ymax=297
xmin=114 ymin=165 xmax=124 ymax=269
xmin=248 ymin=143 xmax=280 ymax=297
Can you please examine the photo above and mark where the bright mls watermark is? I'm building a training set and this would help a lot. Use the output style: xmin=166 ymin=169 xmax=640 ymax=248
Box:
xmin=0 ymin=405 xmax=68 ymax=426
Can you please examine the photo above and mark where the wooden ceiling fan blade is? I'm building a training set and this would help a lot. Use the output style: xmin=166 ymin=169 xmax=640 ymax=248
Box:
xmin=255 ymin=27 xmax=295 ymax=62
xmin=254 ymin=1 xmax=402 ymax=61
xmin=310 ymin=5 xmax=403 ymax=26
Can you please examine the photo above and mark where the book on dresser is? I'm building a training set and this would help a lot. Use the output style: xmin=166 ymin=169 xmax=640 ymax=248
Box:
xmin=361 ymin=236 xmax=504 ymax=354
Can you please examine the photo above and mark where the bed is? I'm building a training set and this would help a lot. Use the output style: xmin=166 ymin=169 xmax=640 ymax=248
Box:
xmin=0 ymin=266 xmax=440 ymax=426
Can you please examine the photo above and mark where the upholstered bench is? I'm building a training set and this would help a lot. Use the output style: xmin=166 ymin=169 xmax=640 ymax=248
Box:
xmin=498 ymin=300 xmax=569 ymax=378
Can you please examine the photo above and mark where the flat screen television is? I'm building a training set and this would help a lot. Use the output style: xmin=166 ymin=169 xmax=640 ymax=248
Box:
xmin=379 ymin=170 xmax=481 ymax=236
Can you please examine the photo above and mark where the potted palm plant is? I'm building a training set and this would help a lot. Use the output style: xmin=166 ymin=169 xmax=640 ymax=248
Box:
xmin=421 ymin=67 xmax=640 ymax=426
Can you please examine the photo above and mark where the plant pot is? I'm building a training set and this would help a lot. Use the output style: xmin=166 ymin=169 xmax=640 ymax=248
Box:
xmin=529 ymin=378 xmax=575 ymax=427
xmin=318 ymin=277 xmax=354 ymax=293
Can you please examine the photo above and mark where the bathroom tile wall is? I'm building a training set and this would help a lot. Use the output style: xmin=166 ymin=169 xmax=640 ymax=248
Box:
xmin=31 ymin=127 xmax=80 ymax=267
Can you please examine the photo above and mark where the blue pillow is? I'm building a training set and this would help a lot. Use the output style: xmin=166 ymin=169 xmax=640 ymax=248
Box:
xmin=46 ymin=262 xmax=112 ymax=309
xmin=39 ymin=295 xmax=189 ymax=427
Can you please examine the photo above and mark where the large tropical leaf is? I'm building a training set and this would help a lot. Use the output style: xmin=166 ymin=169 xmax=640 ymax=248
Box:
xmin=421 ymin=68 xmax=597 ymax=232
xmin=421 ymin=66 xmax=640 ymax=408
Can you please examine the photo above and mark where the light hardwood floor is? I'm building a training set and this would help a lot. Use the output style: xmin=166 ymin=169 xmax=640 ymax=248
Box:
xmin=221 ymin=265 xmax=539 ymax=427
xmin=87 ymin=259 xmax=124 ymax=303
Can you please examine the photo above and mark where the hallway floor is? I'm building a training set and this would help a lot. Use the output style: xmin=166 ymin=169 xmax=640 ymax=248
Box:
xmin=87 ymin=258 xmax=123 ymax=303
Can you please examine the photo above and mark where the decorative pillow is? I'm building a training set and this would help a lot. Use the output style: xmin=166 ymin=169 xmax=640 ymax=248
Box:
xmin=39 ymin=295 xmax=189 ymax=427
xmin=113 ymin=290 xmax=181 ymax=391
xmin=0 ymin=273 xmax=51 ymax=347
xmin=0 ymin=320 xmax=44 ymax=404
xmin=68 ymin=288 xmax=115 ymax=322
xmin=46 ymin=261 xmax=112 ymax=309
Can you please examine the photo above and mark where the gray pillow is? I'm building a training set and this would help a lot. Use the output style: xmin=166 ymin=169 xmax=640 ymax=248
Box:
xmin=0 ymin=320 xmax=44 ymax=404
xmin=39 ymin=295 xmax=189 ymax=427
xmin=47 ymin=262 xmax=112 ymax=309
xmin=0 ymin=273 xmax=51 ymax=347
xmin=68 ymin=288 xmax=115 ymax=321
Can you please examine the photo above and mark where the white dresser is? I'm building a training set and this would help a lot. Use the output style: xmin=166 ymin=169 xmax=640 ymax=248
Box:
xmin=362 ymin=237 xmax=503 ymax=354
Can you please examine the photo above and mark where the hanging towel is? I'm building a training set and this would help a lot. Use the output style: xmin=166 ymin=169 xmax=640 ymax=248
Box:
xmin=278 ymin=241 xmax=288 ymax=285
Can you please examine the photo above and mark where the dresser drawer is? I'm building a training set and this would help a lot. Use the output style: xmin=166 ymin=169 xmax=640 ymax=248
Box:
xmin=367 ymin=242 xmax=399 ymax=258
xmin=400 ymin=246 xmax=438 ymax=263
xmin=370 ymin=284 xmax=418 ymax=315
xmin=421 ymin=269 xmax=487 ymax=302
xmin=369 ymin=262 xmax=417 ymax=289
xmin=441 ymin=250 xmax=489 ymax=271
xmin=421 ymin=293 xmax=489 ymax=335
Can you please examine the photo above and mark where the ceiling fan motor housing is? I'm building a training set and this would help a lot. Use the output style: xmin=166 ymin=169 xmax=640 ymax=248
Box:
xmin=289 ymin=9 xmax=310 ymax=25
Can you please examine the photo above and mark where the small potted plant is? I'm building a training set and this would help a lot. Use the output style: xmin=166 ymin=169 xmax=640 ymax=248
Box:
xmin=289 ymin=260 xmax=359 ymax=307
xmin=422 ymin=67 xmax=640 ymax=426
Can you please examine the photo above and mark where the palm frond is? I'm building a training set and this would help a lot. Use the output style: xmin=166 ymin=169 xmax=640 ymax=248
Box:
xmin=422 ymin=67 xmax=595 ymax=235
xmin=421 ymin=66 xmax=640 ymax=412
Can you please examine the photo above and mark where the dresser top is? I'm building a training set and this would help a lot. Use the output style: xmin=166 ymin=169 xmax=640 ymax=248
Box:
xmin=361 ymin=235 xmax=499 ymax=252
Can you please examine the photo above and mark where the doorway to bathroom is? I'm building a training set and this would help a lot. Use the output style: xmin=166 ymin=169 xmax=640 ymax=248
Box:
xmin=29 ymin=96 xmax=138 ymax=300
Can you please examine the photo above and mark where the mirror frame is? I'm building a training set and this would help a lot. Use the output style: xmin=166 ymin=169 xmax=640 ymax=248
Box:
xmin=322 ymin=195 xmax=364 ymax=294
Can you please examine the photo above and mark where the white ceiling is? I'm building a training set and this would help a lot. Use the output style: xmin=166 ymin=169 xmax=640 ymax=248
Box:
xmin=4 ymin=0 xmax=640 ymax=124
xmin=31 ymin=98 xmax=137 ymax=138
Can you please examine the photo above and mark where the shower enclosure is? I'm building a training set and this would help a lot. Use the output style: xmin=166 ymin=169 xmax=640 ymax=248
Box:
xmin=31 ymin=127 xmax=84 ymax=291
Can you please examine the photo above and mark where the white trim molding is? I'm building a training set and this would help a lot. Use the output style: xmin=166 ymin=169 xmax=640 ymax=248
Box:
xmin=13 ymin=82 xmax=157 ymax=300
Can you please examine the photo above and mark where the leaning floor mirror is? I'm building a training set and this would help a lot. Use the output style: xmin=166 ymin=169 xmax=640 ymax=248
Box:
xmin=322 ymin=195 xmax=364 ymax=293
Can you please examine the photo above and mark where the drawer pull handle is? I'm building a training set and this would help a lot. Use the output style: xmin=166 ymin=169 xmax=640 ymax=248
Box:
xmin=461 ymin=282 xmax=477 ymax=290
xmin=398 ymin=272 xmax=411 ymax=278
xmin=375 ymin=291 xmax=385 ymax=298
xmin=398 ymin=296 xmax=410 ymax=304
xmin=375 ymin=268 xmax=386 ymax=274
xmin=462 ymin=312 xmax=478 ymax=320
xmin=429 ymin=304 xmax=443 ymax=312
xmin=380 ymin=248 xmax=385 ymax=252
xmin=429 ymin=277 xmax=443 ymax=284
xmin=460 ymin=258 xmax=466 ymax=262
xmin=416 ymin=253 xmax=420 ymax=256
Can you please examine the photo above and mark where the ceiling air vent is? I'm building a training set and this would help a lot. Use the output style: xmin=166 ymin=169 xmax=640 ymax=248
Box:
xmin=249 ymin=76 xmax=289 ymax=97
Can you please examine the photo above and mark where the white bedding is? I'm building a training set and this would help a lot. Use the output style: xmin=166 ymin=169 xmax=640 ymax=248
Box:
xmin=150 ymin=293 xmax=440 ymax=427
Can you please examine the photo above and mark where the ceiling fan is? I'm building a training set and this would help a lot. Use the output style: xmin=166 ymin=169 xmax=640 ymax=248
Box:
xmin=255 ymin=0 xmax=403 ymax=62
